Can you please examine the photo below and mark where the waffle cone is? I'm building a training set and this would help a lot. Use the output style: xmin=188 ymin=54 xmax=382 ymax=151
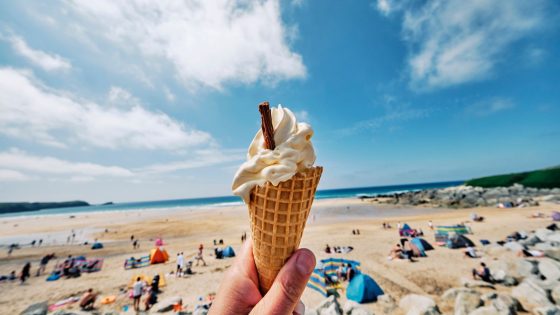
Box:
xmin=248 ymin=166 xmax=323 ymax=293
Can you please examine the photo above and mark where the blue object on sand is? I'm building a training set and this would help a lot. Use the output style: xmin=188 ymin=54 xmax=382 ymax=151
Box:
xmin=346 ymin=274 xmax=384 ymax=303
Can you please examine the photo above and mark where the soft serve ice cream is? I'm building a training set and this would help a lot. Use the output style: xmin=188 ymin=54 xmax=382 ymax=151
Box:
xmin=232 ymin=105 xmax=316 ymax=203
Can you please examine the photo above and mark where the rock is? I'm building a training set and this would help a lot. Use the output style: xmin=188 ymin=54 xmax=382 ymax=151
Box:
xmin=455 ymin=291 xmax=483 ymax=315
xmin=547 ymin=234 xmax=560 ymax=243
xmin=441 ymin=288 xmax=479 ymax=307
xmin=399 ymin=294 xmax=440 ymax=315
xmin=491 ymin=294 xmax=520 ymax=315
xmin=533 ymin=306 xmax=560 ymax=315
xmin=194 ymin=308 xmax=209 ymax=315
xmin=490 ymin=259 xmax=536 ymax=283
xmin=552 ymin=285 xmax=560 ymax=305
xmin=482 ymin=292 xmax=498 ymax=302
xmin=520 ymin=235 xmax=541 ymax=247
xmin=539 ymin=259 xmax=560 ymax=281
xmin=461 ymin=278 xmax=496 ymax=289
xmin=536 ymin=229 xmax=554 ymax=242
xmin=315 ymin=296 xmax=342 ymax=315
xmin=504 ymin=242 xmax=525 ymax=252
xmin=155 ymin=296 xmax=183 ymax=313
xmin=545 ymin=249 xmax=560 ymax=262
xmin=377 ymin=294 xmax=398 ymax=314
xmin=511 ymin=278 xmax=553 ymax=310
xmin=305 ymin=309 xmax=319 ymax=315
xmin=536 ymin=243 xmax=558 ymax=251
xmin=343 ymin=300 xmax=373 ymax=315
xmin=468 ymin=306 xmax=502 ymax=315
xmin=20 ymin=302 xmax=48 ymax=315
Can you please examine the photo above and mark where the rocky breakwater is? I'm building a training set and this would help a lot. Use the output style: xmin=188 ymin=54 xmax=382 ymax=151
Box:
xmin=366 ymin=184 xmax=560 ymax=208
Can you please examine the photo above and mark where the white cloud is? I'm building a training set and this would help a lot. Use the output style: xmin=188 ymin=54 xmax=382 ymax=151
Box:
xmin=377 ymin=0 xmax=548 ymax=90
xmin=465 ymin=98 xmax=514 ymax=116
xmin=0 ymin=148 xmax=133 ymax=178
xmin=0 ymin=169 xmax=31 ymax=182
xmin=0 ymin=68 xmax=213 ymax=150
xmin=139 ymin=148 xmax=245 ymax=174
xmin=66 ymin=0 xmax=306 ymax=91
xmin=5 ymin=34 xmax=72 ymax=72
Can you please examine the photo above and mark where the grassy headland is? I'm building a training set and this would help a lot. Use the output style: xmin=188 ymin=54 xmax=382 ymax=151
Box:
xmin=465 ymin=166 xmax=560 ymax=188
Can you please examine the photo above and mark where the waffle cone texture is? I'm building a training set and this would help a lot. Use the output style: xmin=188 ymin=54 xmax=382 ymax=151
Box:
xmin=248 ymin=166 xmax=323 ymax=293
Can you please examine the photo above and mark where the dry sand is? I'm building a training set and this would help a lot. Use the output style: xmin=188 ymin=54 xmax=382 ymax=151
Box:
xmin=0 ymin=198 xmax=557 ymax=314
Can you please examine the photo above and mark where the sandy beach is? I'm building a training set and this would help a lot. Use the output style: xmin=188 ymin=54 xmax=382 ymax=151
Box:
xmin=0 ymin=198 xmax=557 ymax=314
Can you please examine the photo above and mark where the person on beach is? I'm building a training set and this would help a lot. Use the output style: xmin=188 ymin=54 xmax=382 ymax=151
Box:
xmin=132 ymin=277 xmax=144 ymax=311
xmin=428 ymin=220 xmax=433 ymax=230
xmin=195 ymin=244 xmax=207 ymax=267
xmin=472 ymin=262 xmax=493 ymax=283
xmin=79 ymin=288 xmax=97 ymax=311
xmin=388 ymin=244 xmax=403 ymax=260
xmin=324 ymin=244 xmax=331 ymax=254
xmin=38 ymin=239 xmax=43 ymax=246
xmin=400 ymin=239 xmax=415 ymax=262
xmin=144 ymin=288 xmax=157 ymax=311
xmin=176 ymin=252 xmax=184 ymax=277
xmin=20 ymin=262 xmax=31 ymax=284
xmin=36 ymin=253 xmax=55 ymax=276
xmin=464 ymin=246 xmax=478 ymax=258
xmin=209 ymin=240 xmax=314 ymax=315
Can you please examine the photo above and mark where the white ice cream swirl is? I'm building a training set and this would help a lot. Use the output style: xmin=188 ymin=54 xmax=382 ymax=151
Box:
xmin=232 ymin=105 xmax=316 ymax=203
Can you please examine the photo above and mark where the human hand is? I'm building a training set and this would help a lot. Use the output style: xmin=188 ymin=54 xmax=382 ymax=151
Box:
xmin=209 ymin=239 xmax=316 ymax=315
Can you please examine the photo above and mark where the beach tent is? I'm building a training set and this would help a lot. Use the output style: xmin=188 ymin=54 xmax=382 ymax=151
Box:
xmin=415 ymin=238 xmax=434 ymax=251
xmin=155 ymin=238 xmax=164 ymax=246
xmin=124 ymin=255 xmax=151 ymax=269
xmin=447 ymin=234 xmax=475 ymax=249
xmin=91 ymin=242 xmax=104 ymax=250
xmin=436 ymin=225 xmax=470 ymax=235
xmin=128 ymin=273 xmax=166 ymax=288
xmin=410 ymin=238 xmax=431 ymax=257
xmin=552 ymin=212 xmax=560 ymax=222
xmin=399 ymin=223 xmax=416 ymax=237
xmin=321 ymin=258 xmax=361 ymax=277
xmin=150 ymin=247 xmax=169 ymax=264
xmin=222 ymin=246 xmax=235 ymax=258
xmin=346 ymin=274 xmax=384 ymax=303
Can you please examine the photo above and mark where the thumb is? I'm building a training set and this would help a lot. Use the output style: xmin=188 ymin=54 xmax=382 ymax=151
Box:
xmin=250 ymin=249 xmax=316 ymax=315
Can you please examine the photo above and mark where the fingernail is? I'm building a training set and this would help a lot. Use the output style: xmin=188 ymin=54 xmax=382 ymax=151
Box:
xmin=294 ymin=300 xmax=305 ymax=315
xmin=295 ymin=249 xmax=315 ymax=275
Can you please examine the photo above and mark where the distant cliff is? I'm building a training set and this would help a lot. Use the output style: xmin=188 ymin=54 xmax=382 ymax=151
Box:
xmin=0 ymin=201 xmax=90 ymax=215
xmin=465 ymin=166 xmax=560 ymax=189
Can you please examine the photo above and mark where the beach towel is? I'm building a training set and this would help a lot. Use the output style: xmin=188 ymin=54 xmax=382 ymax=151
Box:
xmin=80 ymin=258 xmax=104 ymax=273
xmin=552 ymin=211 xmax=560 ymax=222
xmin=48 ymin=296 xmax=79 ymax=311
xmin=435 ymin=225 xmax=470 ymax=235
xmin=46 ymin=272 xmax=60 ymax=281
xmin=124 ymin=255 xmax=151 ymax=269
xmin=128 ymin=273 xmax=166 ymax=288
xmin=101 ymin=296 xmax=116 ymax=305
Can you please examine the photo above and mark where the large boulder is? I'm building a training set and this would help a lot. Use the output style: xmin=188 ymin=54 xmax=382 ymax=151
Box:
xmin=20 ymin=302 xmax=48 ymax=315
xmin=489 ymin=260 xmax=536 ymax=282
xmin=342 ymin=300 xmax=373 ymax=315
xmin=546 ymin=233 xmax=560 ymax=244
xmin=455 ymin=291 xmax=483 ymax=315
xmin=533 ymin=306 xmax=560 ymax=315
xmin=552 ymin=285 xmax=560 ymax=305
xmin=503 ymin=242 xmax=525 ymax=252
xmin=399 ymin=294 xmax=440 ymax=315
xmin=491 ymin=294 xmax=520 ymax=315
xmin=461 ymin=278 xmax=496 ymax=290
xmin=545 ymin=249 xmax=560 ymax=262
xmin=155 ymin=296 xmax=183 ymax=313
xmin=511 ymin=278 xmax=553 ymax=310
xmin=441 ymin=288 xmax=479 ymax=308
xmin=468 ymin=306 xmax=503 ymax=315
xmin=536 ymin=229 xmax=554 ymax=242
xmin=539 ymin=259 xmax=560 ymax=281
xmin=315 ymin=296 xmax=342 ymax=315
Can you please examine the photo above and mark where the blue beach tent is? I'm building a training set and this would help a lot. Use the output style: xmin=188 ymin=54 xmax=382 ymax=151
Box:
xmin=346 ymin=274 xmax=384 ymax=303
xmin=91 ymin=242 xmax=104 ymax=250
xmin=307 ymin=258 xmax=362 ymax=297
xmin=223 ymin=246 xmax=236 ymax=258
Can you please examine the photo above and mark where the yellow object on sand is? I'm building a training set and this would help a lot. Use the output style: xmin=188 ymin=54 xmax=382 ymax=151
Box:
xmin=128 ymin=273 xmax=166 ymax=288
xmin=100 ymin=296 xmax=116 ymax=304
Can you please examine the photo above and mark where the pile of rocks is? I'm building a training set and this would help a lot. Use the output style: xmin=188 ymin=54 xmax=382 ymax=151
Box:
xmin=368 ymin=184 xmax=560 ymax=208
xmin=307 ymin=225 xmax=560 ymax=315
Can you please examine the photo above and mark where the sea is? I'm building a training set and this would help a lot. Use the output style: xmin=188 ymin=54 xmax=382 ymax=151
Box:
xmin=0 ymin=180 xmax=464 ymax=218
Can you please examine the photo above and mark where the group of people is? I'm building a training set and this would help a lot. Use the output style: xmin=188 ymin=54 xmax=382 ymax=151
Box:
xmin=175 ymin=252 xmax=194 ymax=277
xmin=324 ymin=244 xmax=354 ymax=254
xmin=240 ymin=232 xmax=247 ymax=243
xmin=130 ymin=235 xmax=140 ymax=250
xmin=132 ymin=275 xmax=160 ymax=312
xmin=351 ymin=229 xmax=361 ymax=235
xmin=388 ymin=238 xmax=416 ymax=262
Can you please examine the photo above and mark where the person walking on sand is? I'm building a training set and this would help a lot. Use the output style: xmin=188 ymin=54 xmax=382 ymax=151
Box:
xmin=36 ymin=253 xmax=55 ymax=276
xmin=176 ymin=252 xmax=185 ymax=277
xmin=20 ymin=262 xmax=31 ymax=284
xmin=428 ymin=220 xmax=434 ymax=230
xmin=132 ymin=277 xmax=144 ymax=311
xmin=195 ymin=244 xmax=207 ymax=267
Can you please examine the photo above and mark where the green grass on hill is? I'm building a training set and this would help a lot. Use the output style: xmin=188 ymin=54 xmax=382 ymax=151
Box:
xmin=465 ymin=166 xmax=560 ymax=189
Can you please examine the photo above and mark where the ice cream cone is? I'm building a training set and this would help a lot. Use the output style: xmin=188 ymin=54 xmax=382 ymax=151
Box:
xmin=248 ymin=166 xmax=323 ymax=293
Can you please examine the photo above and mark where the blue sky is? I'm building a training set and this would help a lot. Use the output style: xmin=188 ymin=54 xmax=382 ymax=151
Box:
xmin=0 ymin=0 xmax=559 ymax=203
